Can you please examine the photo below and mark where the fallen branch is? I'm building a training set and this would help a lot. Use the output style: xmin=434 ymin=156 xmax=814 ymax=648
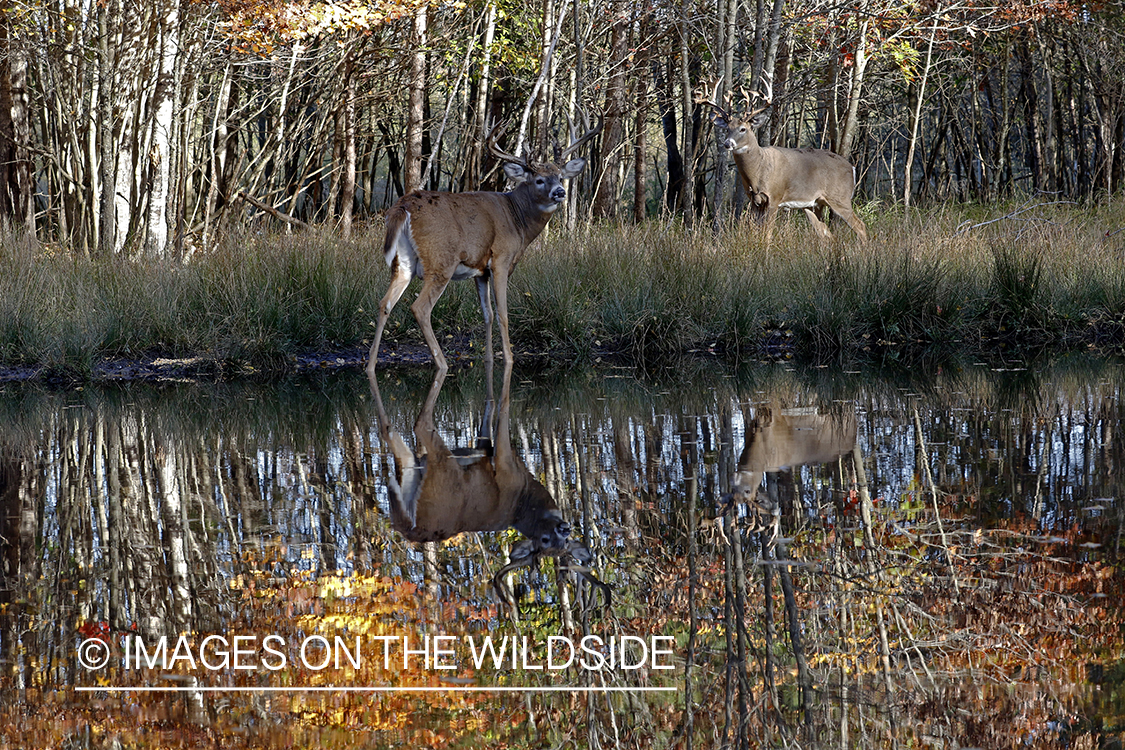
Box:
xmin=954 ymin=198 xmax=1075 ymax=235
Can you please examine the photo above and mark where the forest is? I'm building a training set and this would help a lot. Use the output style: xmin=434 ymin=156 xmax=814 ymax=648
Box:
xmin=1 ymin=0 xmax=1124 ymax=259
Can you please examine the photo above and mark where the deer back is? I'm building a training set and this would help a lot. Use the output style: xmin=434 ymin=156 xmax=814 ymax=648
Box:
xmin=726 ymin=403 xmax=857 ymax=507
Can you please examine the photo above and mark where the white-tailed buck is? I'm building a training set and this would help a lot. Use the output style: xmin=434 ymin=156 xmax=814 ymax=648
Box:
xmin=367 ymin=118 xmax=601 ymax=373
xmin=699 ymin=78 xmax=868 ymax=242
xmin=369 ymin=364 xmax=610 ymax=608
xmin=722 ymin=402 xmax=857 ymax=532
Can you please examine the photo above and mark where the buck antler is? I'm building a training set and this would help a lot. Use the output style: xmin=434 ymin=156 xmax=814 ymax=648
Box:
xmin=492 ymin=540 xmax=612 ymax=610
xmin=738 ymin=69 xmax=774 ymax=118
xmin=558 ymin=106 xmax=603 ymax=162
xmin=486 ymin=121 xmax=530 ymax=169
xmin=695 ymin=75 xmax=734 ymax=122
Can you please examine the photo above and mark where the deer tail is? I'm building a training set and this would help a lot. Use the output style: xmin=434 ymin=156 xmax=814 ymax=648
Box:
xmin=382 ymin=206 xmax=412 ymax=267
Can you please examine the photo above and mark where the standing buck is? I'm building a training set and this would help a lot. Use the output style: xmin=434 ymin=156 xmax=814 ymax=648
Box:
xmin=699 ymin=78 xmax=868 ymax=242
xmin=367 ymin=119 xmax=600 ymax=373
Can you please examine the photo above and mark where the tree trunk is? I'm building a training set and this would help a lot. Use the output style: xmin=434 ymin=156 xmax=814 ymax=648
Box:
xmin=535 ymin=0 xmax=555 ymax=157
xmin=203 ymin=62 xmax=235 ymax=249
xmin=470 ymin=1 xmax=497 ymax=187
xmin=0 ymin=0 xmax=35 ymax=234
xmin=593 ymin=0 xmax=628 ymax=218
xmin=903 ymin=15 xmax=938 ymax=208
xmin=837 ymin=11 xmax=869 ymax=161
xmin=404 ymin=6 xmax=427 ymax=194
xmin=339 ymin=48 xmax=356 ymax=238
xmin=633 ymin=33 xmax=648 ymax=222
xmin=709 ymin=0 xmax=737 ymax=229
xmin=678 ymin=0 xmax=695 ymax=224
xmin=145 ymin=0 xmax=180 ymax=257
xmin=656 ymin=59 xmax=683 ymax=215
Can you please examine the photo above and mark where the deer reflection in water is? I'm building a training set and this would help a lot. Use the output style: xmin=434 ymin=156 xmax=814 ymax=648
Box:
xmin=723 ymin=401 xmax=857 ymax=537
xmin=368 ymin=363 xmax=610 ymax=611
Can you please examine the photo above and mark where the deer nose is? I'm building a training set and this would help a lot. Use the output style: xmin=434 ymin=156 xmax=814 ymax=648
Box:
xmin=551 ymin=186 xmax=566 ymax=202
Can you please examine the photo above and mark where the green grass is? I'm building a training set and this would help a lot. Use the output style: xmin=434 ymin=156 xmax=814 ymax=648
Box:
xmin=2 ymin=198 xmax=1125 ymax=375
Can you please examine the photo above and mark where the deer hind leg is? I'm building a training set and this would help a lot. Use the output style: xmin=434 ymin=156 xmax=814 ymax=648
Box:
xmin=829 ymin=203 xmax=869 ymax=242
xmin=475 ymin=274 xmax=494 ymax=364
xmin=410 ymin=272 xmax=453 ymax=370
xmin=368 ymin=255 xmax=414 ymax=374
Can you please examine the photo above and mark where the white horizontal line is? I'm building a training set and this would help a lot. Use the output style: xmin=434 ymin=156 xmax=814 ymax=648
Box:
xmin=76 ymin=686 xmax=678 ymax=693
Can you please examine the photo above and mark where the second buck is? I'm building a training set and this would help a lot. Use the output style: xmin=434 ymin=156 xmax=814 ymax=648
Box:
xmin=700 ymin=78 xmax=868 ymax=242
xmin=367 ymin=119 xmax=600 ymax=373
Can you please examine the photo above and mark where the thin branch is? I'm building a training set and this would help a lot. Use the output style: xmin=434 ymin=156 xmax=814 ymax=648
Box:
xmin=237 ymin=192 xmax=311 ymax=230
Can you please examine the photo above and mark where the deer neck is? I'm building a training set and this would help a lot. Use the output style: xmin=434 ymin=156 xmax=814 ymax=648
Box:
xmin=506 ymin=186 xmax=555 ymax=242
xmin=732 ymin=134 xmax=767 ymax=172
xmin=734 ymin=139 xmax=775 ymax=195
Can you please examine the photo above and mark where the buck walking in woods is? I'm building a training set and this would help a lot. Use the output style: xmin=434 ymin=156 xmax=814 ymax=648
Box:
xmin=366 ymin=119 xmax=600 ymax=373
xmin=699 ymin=78 xmax=868 ymax=242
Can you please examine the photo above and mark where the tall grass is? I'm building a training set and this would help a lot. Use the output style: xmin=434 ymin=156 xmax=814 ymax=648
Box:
xmin=2 ymin=199 xmax=1124 ymax=374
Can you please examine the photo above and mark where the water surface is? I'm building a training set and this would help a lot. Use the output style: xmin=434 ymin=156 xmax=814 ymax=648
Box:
xmin=1 ymin=357 xmax=1122 ymax=748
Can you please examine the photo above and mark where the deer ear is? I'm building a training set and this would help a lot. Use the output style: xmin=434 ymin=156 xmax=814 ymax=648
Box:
xmin=559 ymin=157 xmax=586 ymax=179
xmin=750 ymin=111 xmax=769 ymax=129
xmin=503 ymin=162 xmax=530 ymax=183
xmin=712 ymin=113 xmax=729 ymax=129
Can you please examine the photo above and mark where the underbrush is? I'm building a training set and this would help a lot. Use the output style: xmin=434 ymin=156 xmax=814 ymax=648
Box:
xmin=2 ymin=198 xmax=1124 ymax=375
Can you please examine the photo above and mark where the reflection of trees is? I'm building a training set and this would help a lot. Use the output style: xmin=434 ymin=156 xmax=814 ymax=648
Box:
xmin=0 ymin=364 xmax=1122 ymax=746
xmin=0 ymin=442 xmax=37 ymax=698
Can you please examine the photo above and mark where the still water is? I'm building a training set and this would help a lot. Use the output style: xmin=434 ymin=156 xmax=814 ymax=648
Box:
xmin=1 ymin=357 xmax=1122 ymax=748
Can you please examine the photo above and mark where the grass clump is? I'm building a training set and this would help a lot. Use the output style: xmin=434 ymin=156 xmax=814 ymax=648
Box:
xmin=2 ymin=197 xmax=1125 ymax=375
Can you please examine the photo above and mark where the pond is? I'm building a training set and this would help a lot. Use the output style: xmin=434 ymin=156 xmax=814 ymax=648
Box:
xmin=1 ymin=356 xmax=1123 ymax=748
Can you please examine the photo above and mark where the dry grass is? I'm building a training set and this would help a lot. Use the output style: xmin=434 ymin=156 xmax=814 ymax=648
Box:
xmin=2 ymin=198 xmax=1124 ymax=374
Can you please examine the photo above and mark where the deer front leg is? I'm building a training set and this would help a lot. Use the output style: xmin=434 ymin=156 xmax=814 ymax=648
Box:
xmin=414 ymin=368 xmax=448 ymax=436
xmin=410 ymin=273 xmax=453 ymax=371
xmin=491 ymin=264 xmax=515 ymax=365
xmin=762 ymin=202 xmax=779 ymax=244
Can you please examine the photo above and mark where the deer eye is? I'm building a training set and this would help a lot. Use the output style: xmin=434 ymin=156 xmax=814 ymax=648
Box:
xmin=536 ymin=177 xmax=545 ymax=185
xmin=739 ymin=126 xmax=747 ymax=132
